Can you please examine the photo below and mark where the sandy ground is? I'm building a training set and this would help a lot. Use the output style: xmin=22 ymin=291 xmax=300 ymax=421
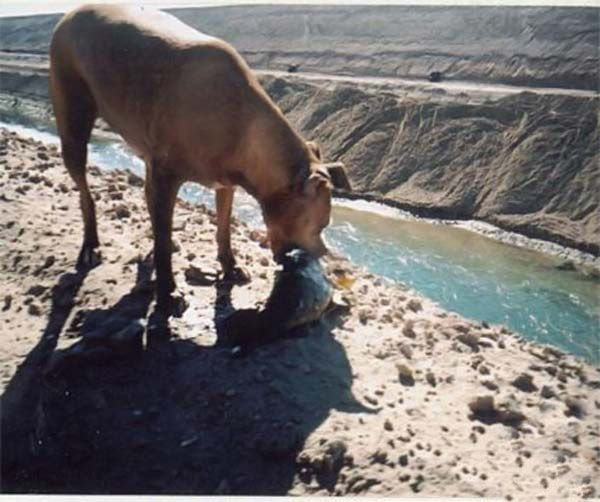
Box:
xmin=1 ymin=128 xmax=599 ymax=498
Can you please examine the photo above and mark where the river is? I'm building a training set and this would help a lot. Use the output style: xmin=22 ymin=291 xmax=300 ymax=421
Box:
xmin=1 ymin=113 xmax=598 ymax=362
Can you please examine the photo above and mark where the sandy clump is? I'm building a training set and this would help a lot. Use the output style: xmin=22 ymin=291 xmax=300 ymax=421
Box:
xmin=1 ymin=128 xmax=599 ymax=499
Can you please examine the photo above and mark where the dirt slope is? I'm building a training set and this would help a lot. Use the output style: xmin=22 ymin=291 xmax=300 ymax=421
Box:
xmin=0 ymin=5 xmax=598 ymax=90
xmin=260 ymin=76 xmax=599 ymax=255
xmin=2 ymin=128 xmax=599 ymax=498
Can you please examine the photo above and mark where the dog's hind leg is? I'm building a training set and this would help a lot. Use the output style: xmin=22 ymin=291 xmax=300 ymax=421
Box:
xmin=145 ymin=162 xmax=184 ymax=315
xmin=50 ymin=69 xmax=99 ymax=270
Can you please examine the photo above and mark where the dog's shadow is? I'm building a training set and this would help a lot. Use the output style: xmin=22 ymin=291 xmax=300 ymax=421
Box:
xmin=1 ymin=261 xmax=374 ymax=495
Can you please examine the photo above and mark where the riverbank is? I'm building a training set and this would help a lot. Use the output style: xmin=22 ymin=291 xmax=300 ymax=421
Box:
xmin=333 ymin=195 xmax=600 ymax=272
xmin=1 ymin=90 xmax=598 ymax=273
xmin=1 ymin=128 xmax=599 ymax=499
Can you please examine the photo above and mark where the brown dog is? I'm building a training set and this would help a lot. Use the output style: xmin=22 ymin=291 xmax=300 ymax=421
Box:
xmin=49 ymin=4 xmax=349 ymax=314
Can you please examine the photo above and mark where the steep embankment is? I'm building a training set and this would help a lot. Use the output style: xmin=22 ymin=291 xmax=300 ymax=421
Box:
xmin=261 ymin=76 xmax=599 ymax=255
xmin=0 ymin=5 xmax=598 ymax=90
xmin=2 ymin=128 xmax=599 ymax=498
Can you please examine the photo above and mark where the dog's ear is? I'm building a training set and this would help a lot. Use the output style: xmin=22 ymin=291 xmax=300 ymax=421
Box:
xmin=323 ymin=162 xmax=352 ymax=191
xmin=303 ymin=170 xmax=332 ymax=199
xmin=306 ymin=140 xmax=322 ymax=161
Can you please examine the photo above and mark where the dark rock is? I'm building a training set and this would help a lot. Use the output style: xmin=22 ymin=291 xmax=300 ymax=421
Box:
xmin=540 ymin=385 xmax=556 ymax=399
xmin=26 ymin=284 xmax=47 ymax=297
xmin=512 ymin=373 xmax=538 ymax=393
xmin=469 ymin=395 xmax=495 ymax=414
xmin=35 ymin=255 xmax=55 ymax=274
xmin=27 ymin=303 xmax=42 ymax=316
xmin=469 ymin=395 xmax=526 ymax=427
xmin=370 ymin=449 xmax=387 ymax=464
xmin=457 ymin=333 xmax=480 ymax=352
xmin=425 ymin=371 xmax=437 ymax=387
xmin=564 ymin=398 xmax=585 ymax=419
xmin=397 ymin=363 xmax=415 ymax=386
xmin=114 ymin=204 xmax=130 ymax=219
xmin=3 ymin=294 xmax=12 ymax=311
xmin=407 ymin=298 xmax=422 ymax=312
xmin=184 ymin=265 xmax=218 ymax=286
xmin=481 ymin=380 xmax=499 ymax=391
xmin=402 ymin=320 xmax=416 ymax=338
xmin=127 ymin=172 xmax=144 ymax=187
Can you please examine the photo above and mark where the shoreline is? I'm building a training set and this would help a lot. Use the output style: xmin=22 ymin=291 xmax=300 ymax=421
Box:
xmin=333 ymin=196 xmax=600 ymax=273
xmin=1 ymin=92 xmax=598 ymax=273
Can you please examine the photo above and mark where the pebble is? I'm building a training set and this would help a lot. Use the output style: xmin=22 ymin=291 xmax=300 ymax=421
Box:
xmin=358 ymin=308 xmax=374 ymax=324
xmin=540 ymin=385 xmax=556 ymax=399
xmin=396 ymin=363 xmax=415 ymax=386
xmin=469 ymin=395 xmax=495 ymax=414
xmin=2 ymin=295 xmax=12 ymax=311
xmin=127 ymin=173 xmax=144 ymax=187
xmin=185 ymin=264 xmax=218 ymax=286
xmin=512 ymin=373 xmax=538 ymax=393
xmin=481 ymin=380 xmax=499 ymax=391
xmin=457 ymin=333 xmax=480 ymax=352
xmin=425 ymin=372 xmax=437 ymax=387
xmin=26 ymin=284 xmax=47 ymax=297
xmin=406 ymin=298 xmax=422 ymax=312
xmin=564 ymin=397 xmax=585 ymax=419
xmin=478 ymin=364 xmax=490 ymax=375
xmin=114 ymin=204 xmax=130 ymax=219
xmin=40 ymin=255 xmax=55 ymax=270
xmin=402 ymin=320 xmax=416 ymax=339
xmin=399 ymin=343 xmax=413 ymax=359
xmin=27 ymin=303 xmax=42 ymax=316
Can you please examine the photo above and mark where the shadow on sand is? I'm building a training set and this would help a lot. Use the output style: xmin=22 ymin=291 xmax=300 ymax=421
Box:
xmin=1 ymin=259 xmax=372 ymax=494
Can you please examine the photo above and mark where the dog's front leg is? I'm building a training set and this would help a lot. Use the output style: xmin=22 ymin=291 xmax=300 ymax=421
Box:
xmin=216 ymin=187 xmax=250 ymax=284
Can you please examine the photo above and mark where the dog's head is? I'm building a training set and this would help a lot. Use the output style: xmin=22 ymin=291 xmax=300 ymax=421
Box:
xmin=262 ymin=141 xmax=351 ymax=260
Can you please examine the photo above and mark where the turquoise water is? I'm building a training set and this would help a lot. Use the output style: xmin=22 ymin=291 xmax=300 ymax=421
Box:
xmin=1 ymin=114 xmax=598 ymax=362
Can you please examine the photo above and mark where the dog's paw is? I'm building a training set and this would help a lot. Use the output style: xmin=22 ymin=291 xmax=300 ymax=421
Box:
xmin=222 ymin=265 xmax=251 ymax=285
xmin=76 ymin=245 xmax=101 ymax=271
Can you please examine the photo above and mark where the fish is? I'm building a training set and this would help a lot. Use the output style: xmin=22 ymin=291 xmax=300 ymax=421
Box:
xmin=221 ymin=248 xmax=333 ymax=350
